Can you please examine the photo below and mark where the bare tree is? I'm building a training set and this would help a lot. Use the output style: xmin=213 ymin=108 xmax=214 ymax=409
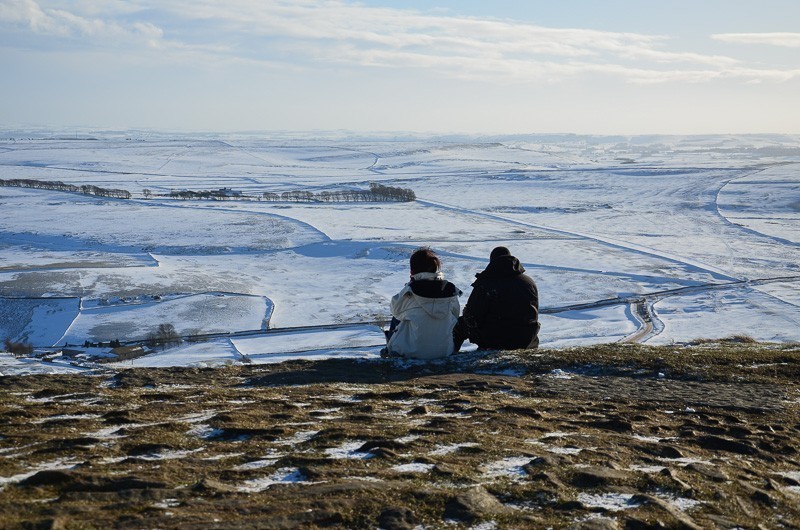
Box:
xmin=146 ymin=323 xmax=181 ymax=350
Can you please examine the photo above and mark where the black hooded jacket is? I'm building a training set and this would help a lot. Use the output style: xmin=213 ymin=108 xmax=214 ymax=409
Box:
xmin=462 ymin=255 xmax=539 ymax=349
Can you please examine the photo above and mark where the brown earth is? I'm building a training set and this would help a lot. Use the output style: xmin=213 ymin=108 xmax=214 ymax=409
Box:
xmin=1 ymin=342 xmax=799 ymax=529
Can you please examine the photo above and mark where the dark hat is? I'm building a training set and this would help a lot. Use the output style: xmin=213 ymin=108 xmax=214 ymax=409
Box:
xmin=490 ymin=246 xmax=511 ymax=260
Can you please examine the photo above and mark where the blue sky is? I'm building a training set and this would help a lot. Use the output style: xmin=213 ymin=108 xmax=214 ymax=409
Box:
xmin=1 ymin=0 xmax=799 ymax=134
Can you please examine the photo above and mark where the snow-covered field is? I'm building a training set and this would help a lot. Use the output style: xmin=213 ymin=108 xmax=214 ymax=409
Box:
xmin=1 ymin=131 xmax=798 ymax=373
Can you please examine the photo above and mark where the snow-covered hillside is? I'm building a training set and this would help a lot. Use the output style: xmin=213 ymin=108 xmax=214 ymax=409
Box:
xmin=1 ymin=132 xmax=798 ymax=372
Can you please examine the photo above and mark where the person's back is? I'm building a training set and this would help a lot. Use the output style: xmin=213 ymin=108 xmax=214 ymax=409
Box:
xmin=462 ymin=247 xmax=539 ymax=350
xmin=386 ymin=248 xmax=461 ymax=359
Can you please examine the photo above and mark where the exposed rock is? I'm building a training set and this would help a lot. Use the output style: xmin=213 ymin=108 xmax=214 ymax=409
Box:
xmin=29 ymin=517 xmax=70 ymax=530
xmin=588 ymin=418 xmax=634 ymax=433
xmin=443 ymin=486 xmax=508 ymax=522
xmin=55 ymin=437 xmax=100 ymax=449
xmin=630 ymin=494 xmax=703 ymax=530
xmin=125 ymin=442 xmax=176 ymax=456
xmin=780 ymin=474 xmax=800 ymax=487
xmin=738 ymin=481 xmax=777 ymax=506
xmin=570 ymin=467 xmax=632 ymax=488
xmin=704 ymin=514 xmax=745 ymax=528
xmin=377 ymin=507 xmax=418 ymax=530
xmin=659 ymin=468 xmax=693 ymax=494
xmin=657 ymin=445 xmax=685 ymax=459
xmin=554 ymin=500 xmax=585 ymax=510
xmin=528 ymin=470 xmax=568 ymax=490
xmin=370 ymin=447 xmax=400 ymax=459
xmin=65 ymin=476 xmax=168 ymax=493
xmin=695 ymin=435 xmax=757 ymax=455
xmin=684 ymin=462 xmax=728 ymax=482
xmin=358 ymin=439 xmax=408 ymax=452
xmin=19 ymin=470 xmax=75 ymax=488
xmin=499 ymin=405 xmax=545 ymax=419
xmin=192 ymin=477 xmax=240 ymax=494
xmin=524 ymin=453 xmax=567 ymax=470
xmin=727 ymin=425 xmax=753 ymax=439
xmin=102 ymin=410 xmax=134 ymax=424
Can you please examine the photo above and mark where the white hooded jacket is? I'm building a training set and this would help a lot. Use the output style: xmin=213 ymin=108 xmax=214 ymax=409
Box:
xmin=387 ymin=272 xmax=461 ymax=359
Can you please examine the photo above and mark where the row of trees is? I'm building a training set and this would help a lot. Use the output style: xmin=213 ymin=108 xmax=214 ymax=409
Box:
xmin=169 ymin=189 xmax=233 ymax=200
xmin=1 ymin=177 xmax=415 ymax=203
xmin=0 ymin=178 xmax=131 ymax=199
xmin=262 ymin=183 xmax=415 ymax=203
xmin=4 ymin=338 xmax=33 ymax=357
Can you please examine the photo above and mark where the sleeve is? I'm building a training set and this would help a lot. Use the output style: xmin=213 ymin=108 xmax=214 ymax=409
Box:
xmin=450 ymin=295 xmax=461 ymax=318
xmin=390 ymin=284 xmax=413 ymax=319
xmin=462 ymin=283 xmax=488 ymax=331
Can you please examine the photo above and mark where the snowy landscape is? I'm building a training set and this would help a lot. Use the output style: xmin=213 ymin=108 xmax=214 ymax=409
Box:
xmin=1 ymin=131 xmax=799 ymax=374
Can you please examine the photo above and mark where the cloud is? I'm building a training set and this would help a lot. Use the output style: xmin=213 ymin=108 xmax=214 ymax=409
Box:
xmin=0 ymin=0 xmax=165 ymax=45
xmin=2 ymin=0 xmax=799 ymax=84
xmin=712 ymin=32 xmax=800 ymax=48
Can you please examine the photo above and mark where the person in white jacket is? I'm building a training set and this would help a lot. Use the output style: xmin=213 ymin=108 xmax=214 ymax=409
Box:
xmin=385 ymin=248 xmax=462 ymax=359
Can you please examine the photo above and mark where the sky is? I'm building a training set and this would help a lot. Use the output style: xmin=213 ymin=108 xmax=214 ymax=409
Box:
xmin=1 ymin=0 xmax=799 ymax=135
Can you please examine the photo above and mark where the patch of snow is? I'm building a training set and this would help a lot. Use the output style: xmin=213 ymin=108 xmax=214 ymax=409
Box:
xmin=541 ymin=431 xmax=574 ymax=439
xmin=546 ymin=446 xmax=584 ymax=455
xmin=392 ymin=463 xmax=435 ymax=473
xmin=577 ymin=492 xmax=641 ymax=511
xmin=33 ymin=413 xmax=101 ymax=424
xmin=237 ymin=468 xmax=312 ymax=492
xmin=664 ymin=457 xmax=714 ymax=465
xmin=330 ymin=394 xmax=363 ymax=403
xmin=234 ymin=458 xmax=281 ymax=470
xmin=630 ymin=465 xmax=667 ymax=473
xmin=233 ymin=326 xmax=385 ymax=358
xmin=61 ymin=293 xmax=270 ymax=344
xmin=480 ymin=457 xmax=531 ymax=481
xmin=84 ymin=426 xmax=127 ymax=439
xmin=324 ymin=441 xmax=373 ymax=460
xmin=469 ymin=522 xmax=498 ymax=530
xmin=655 ymin=494 xmax=703 ymax=511
xmin=111 ymin=340 xmax=241 ymax=368
xmin=0 ymin=444 xmax=36 ymax=457
xmin=176 ymin=411 xmax=218 ymax=424
xmin=275 ymin=430 xmax=318 ymax=446
xmin=132 ymin=448 xmax=204 ymax=461
xmin=153 ymin=498 xmax=181 ymax=509
xmin=429 ymin=442 xmax=479 ymax=456
xmin=478 ymin=368 xmax=525 ymax=377
xmin=203 ymin=452 xmax=245 ymax=461
xmin=187 ymin=424 xmax=224 ymax=440
xmin=0 ymin=458 xmax=83 ymax=490
xmin=632 ymin=435 xmax=664 ymax=443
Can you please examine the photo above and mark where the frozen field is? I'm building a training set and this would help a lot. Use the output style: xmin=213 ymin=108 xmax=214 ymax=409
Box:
xmin=1 ymin=132 xmax=798 ymax=371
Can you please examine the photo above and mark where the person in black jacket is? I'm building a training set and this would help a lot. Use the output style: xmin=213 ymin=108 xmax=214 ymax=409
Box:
xmin=456 ymin=246 xmax=540 ymax=350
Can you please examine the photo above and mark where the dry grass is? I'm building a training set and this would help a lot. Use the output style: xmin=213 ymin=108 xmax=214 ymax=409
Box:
xmin=1 ymin=341 xmax=798 ymax=529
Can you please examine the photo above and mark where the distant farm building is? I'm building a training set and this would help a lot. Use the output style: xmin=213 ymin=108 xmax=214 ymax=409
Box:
xmin=109 ymin=345 xmax=146 ymax=362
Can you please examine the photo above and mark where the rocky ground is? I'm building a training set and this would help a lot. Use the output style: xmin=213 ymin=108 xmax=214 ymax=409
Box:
xmin=1 ymin=341 xmax=799 ymax=529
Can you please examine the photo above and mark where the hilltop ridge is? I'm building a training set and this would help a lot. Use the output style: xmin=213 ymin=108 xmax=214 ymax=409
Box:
xmin=1 ymin=342 xmax=799 ymax=529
